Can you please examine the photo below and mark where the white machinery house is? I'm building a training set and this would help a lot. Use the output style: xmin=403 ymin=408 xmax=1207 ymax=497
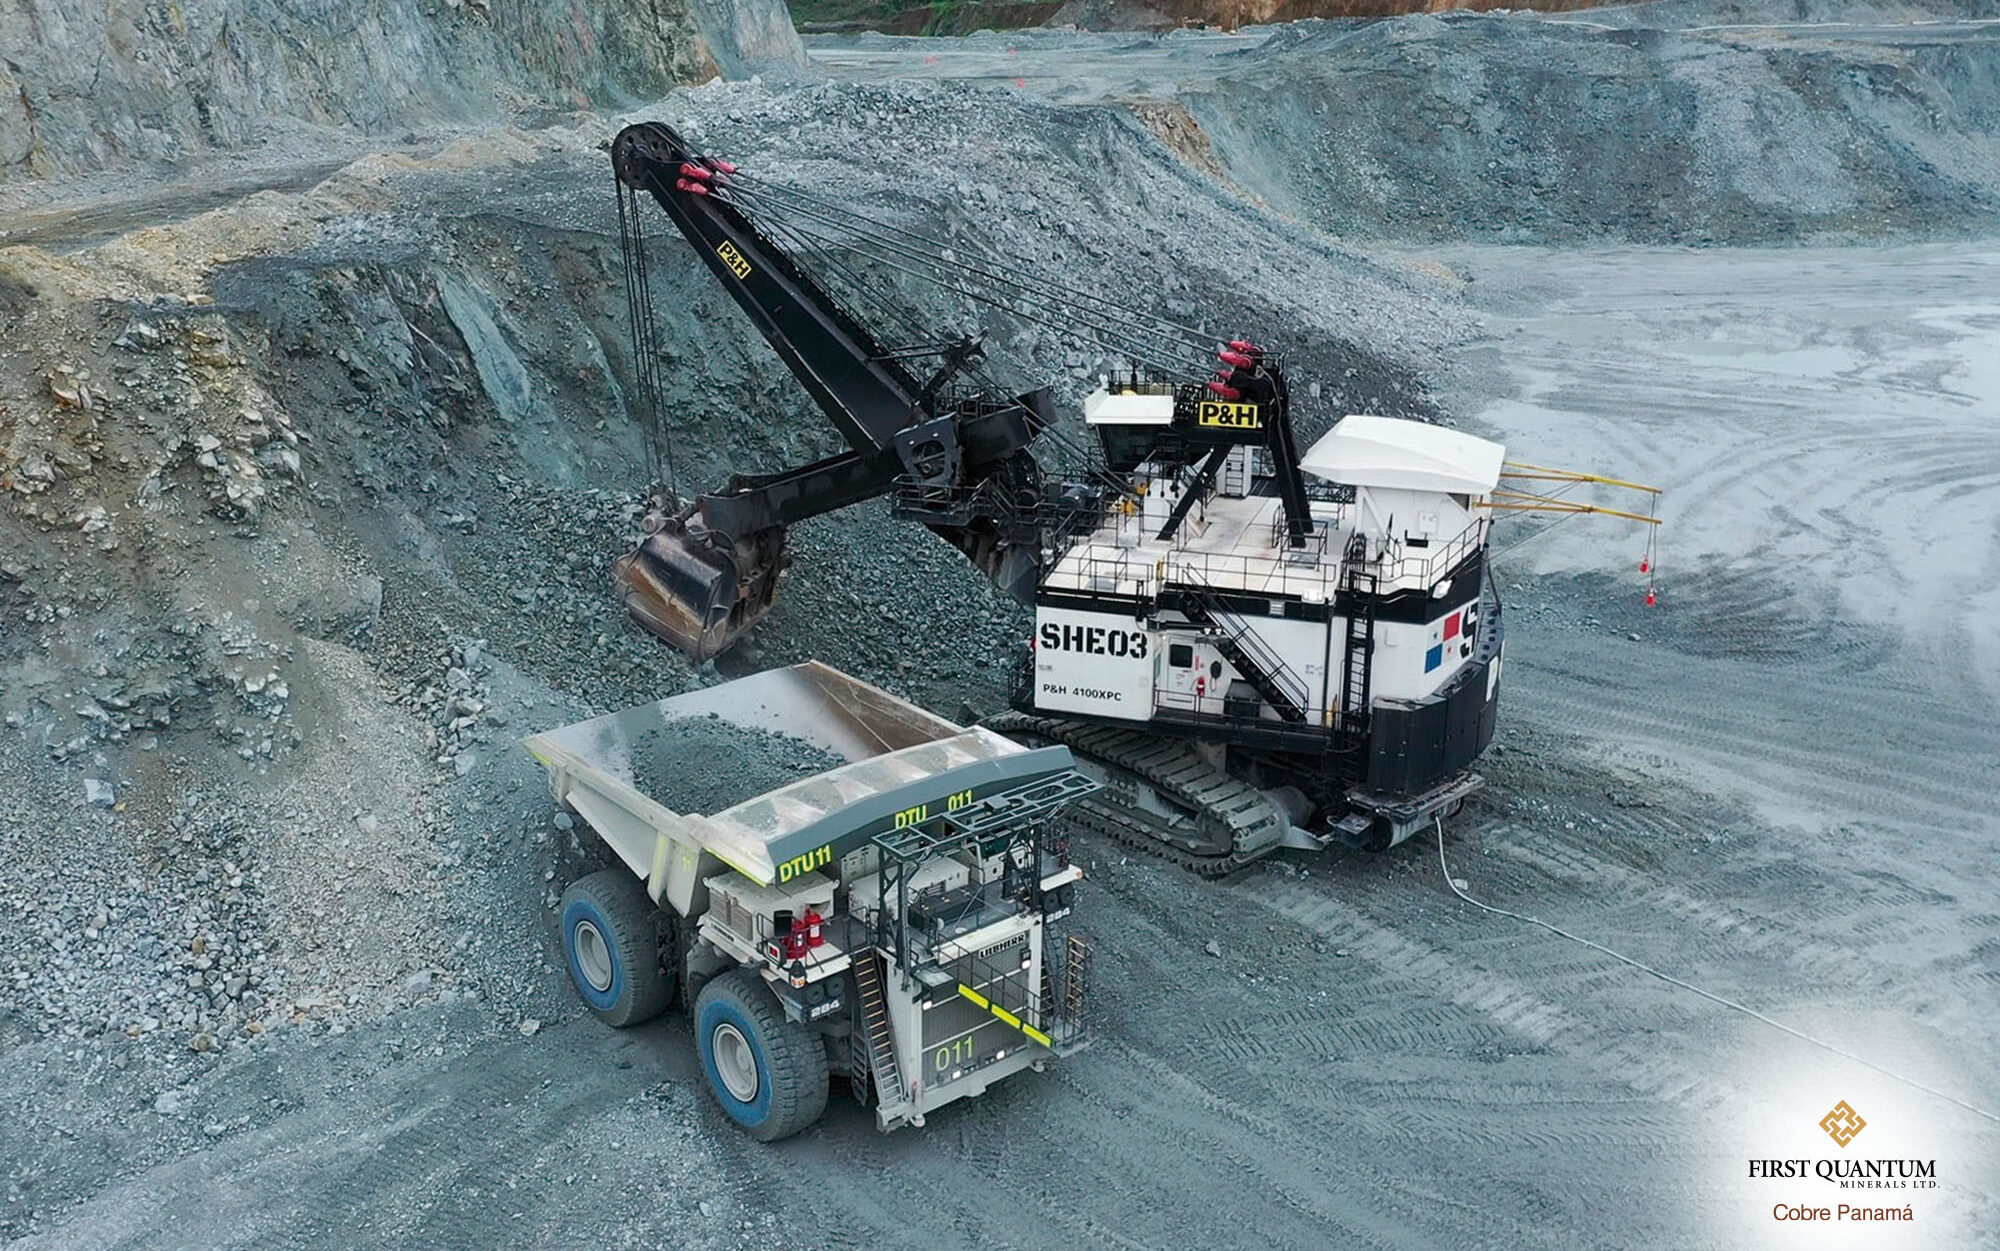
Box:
xmin=1002 ymin=377 xmax=1509 ymax=868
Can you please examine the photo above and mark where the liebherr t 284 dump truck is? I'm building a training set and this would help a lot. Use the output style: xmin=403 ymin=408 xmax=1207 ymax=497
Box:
xmin=525 ymin=663 xmax=1093 ymax=1140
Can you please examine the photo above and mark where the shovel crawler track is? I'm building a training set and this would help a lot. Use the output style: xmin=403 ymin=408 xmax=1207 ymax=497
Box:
xmin=987 ymin=713 xmax=1290 ymax=879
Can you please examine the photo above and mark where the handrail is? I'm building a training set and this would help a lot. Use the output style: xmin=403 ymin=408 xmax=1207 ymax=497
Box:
xmin=1051 ymin=539 xmax=1342 ymax=603
xmin=952 ymin=929 xmax=1086 ymax=1051
xmin=1358 ymin=516 xmax=1487 ymax=589
xmin=1051 ymin=516 xmax=1487 ymax=602
xmin=1267 ymin=509 xmax=1332 ymax=558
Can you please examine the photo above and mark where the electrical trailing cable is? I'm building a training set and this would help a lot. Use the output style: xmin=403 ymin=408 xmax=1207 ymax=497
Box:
xmin=1434 ymin=817 xmax=1999 ymax=1125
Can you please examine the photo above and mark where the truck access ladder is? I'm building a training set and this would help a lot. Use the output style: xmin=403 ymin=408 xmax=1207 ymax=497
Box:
xmin=851 ymin=952 xmax=912 ymax=1118
xmin=1062 ymin=935 xmax=1088 ymax=1035
xmin=1025 ymin=932 xmax=1090 ymax=1055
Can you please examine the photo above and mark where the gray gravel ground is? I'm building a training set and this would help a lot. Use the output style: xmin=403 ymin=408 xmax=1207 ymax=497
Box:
xmin=2 ymin=2 xmax=1997 ymax=1247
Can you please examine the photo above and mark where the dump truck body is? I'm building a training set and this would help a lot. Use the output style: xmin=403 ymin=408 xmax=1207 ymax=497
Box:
xmin=525 ymin=662 xmax=1092 ymax=1136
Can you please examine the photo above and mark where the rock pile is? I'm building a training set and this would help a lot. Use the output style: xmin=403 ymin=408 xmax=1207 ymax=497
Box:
xmin=0 ymin=796 xmax=282 ymax=1055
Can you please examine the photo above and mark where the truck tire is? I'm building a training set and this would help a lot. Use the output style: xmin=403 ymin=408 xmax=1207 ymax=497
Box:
xmin=558 ymin=869 xmax=671 ymax=1028
xmin=693 ymin=969 xmax=829 ymax=1142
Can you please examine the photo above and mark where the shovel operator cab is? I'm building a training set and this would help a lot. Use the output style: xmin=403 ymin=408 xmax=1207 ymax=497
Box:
xmin=524 ymin=663 xmax=1094 ymax=1141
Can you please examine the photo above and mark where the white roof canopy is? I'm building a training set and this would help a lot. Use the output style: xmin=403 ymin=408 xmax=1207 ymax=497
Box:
xmin=1084 ymin=388 xmax=1176 ymax=425
xmin=1299 ymin=415 xmax=1504 ymax=494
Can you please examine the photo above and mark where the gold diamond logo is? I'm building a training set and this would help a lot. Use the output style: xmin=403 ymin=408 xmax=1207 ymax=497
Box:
xmin=1820 ymin=1100 xmax=1867 ymax=1148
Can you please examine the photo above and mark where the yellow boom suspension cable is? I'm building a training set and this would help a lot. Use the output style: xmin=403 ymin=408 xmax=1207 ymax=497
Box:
xmin=1488 ymin=492 xmax=1663 ymax=526
xmin=1500 ymin=461 xmax=1663 ymax=496
xmin=1491 ymin=460 xmax=1666 ymax=602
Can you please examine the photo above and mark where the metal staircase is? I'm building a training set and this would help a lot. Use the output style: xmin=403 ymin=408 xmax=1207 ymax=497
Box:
xmin=1165 ymin=578 xmax=1309 ymax=723
xmin=851 ymin=953 xmax=910 ymax=1117
xmin=1339 ymin=531 xmax=1378 ymax=736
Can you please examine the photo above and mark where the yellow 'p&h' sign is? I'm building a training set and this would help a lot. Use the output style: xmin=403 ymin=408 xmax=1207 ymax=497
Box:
xmin=1196 ymin=401 xmax=1262 ymax=430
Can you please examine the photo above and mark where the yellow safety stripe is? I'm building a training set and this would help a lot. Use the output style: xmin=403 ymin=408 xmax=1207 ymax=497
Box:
xmin=957 ymin=984 xmax=1051 ymax=1049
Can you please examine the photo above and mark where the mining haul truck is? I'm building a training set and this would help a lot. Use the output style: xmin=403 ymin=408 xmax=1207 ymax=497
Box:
xmin=524 ymin=662 xmax=1094 ymax=1140
xmin=605 ymin=123 xmax=1658 ymax=877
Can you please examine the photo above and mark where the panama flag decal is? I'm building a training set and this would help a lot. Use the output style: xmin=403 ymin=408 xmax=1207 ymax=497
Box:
xmin=1426 ymin=604 xmax=1477 ymax=673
